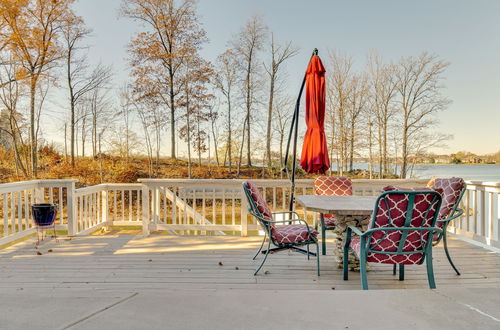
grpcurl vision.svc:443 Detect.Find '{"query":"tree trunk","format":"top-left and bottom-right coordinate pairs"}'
top-left (382, 117), bottom-right (388, 176)
top-left (245, 60), bottom-right (252, 166)
top-left (197, 117), bottom-right (202, 167)
top-left (186, 111), bottom-right (192, 178)
top-left (377, 123), bottom-right (383, 178)
top-left (227, 95), bottom-right (232, 170)
top-left (401, 125), bottom-right (408, 179)
top-left (92, 111), bottom-right (97, 157)
top-left (368, 123), bottom-right (373, 179)
top-left (68, 51), bottom-right (76, 167)
top-left (349, 121), bottom-right (355, 172)
top-left (29, 77), bottom-right (37, 177)
top-left (81, 117), bottom-right (86, 158)
top-left (169, 68), bottom-right (176, 159)
top-left (237, 117), bottom-right (248, 177)
top-left (266, 72), bottom-right (275, 167)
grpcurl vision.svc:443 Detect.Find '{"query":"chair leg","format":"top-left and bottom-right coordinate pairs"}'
top-left (426, 250), bottom-right (437, 289)
top-left (321, 226), bottom-right (326, 255)
top-left (253, 234), bottom-right (267, 260)
top-left (360, 255), bottom-right (368, 290)
top-left (399, 264), bottom-right (404, 281)
top-left (254, 239), bottom-right (271, 276)
top-left (316, 242), bottom-right (320, 276)
top-left (392, 264), bottom-right (397, 275)
top-left (443, 232), bottom-right (461, 275)
top-left (321, 215), bottom-right (326, 255)
top-left (307, 244), bottom-right (310, 260)
top-left (343, 247), bottom-right (349, 280)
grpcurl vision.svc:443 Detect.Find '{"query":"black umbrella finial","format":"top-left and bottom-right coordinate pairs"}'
top-left (313, 48), bottom-right (318, 56)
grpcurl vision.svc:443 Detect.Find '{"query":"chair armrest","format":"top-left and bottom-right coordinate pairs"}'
top-left (271, 218), bottom-right (307, 225)
top-left (437, 208), bottom-right (464, 224)
top-left (272, 211), bottom-right (301, 219)
top-left (347, 226), bottom-right (365, 236)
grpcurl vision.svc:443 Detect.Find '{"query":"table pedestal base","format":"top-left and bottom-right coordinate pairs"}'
top-left (331, 214), bottom-right (371, 270)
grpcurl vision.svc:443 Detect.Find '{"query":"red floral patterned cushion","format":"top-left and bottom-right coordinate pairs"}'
top-left (427, 178), bottom-right (465, 222)
top-left (245, 181), bottom-right (273, 224)
top-left (352, 187), bottom-right (441, 265)
top-left (271, 225), bottom-right (318, 244)
top-left (314, 176), bottom-right (353, 227)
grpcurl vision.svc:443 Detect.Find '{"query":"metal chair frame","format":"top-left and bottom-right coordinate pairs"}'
top-left (343, 190), bottom-right (442, 290)
top-left (243, 183), bottom-right (320, 276)
top-left (431, 184), bottom-right (467, 275)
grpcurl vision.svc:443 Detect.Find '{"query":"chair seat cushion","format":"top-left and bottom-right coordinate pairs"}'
top-left (322, 214), bottom-right (337, 227)
top-left (349, 236), bottom-right (426, 265)
top-left (272, 225), bottom-right (318, 244)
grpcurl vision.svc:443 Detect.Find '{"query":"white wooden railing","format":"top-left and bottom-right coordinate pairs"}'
top-left (74, 183), bottom-right (142, 235)
top-left (139, 179), bottom-right (428, 236)
top-left (448, 181), bottom-right (500, 250)
top-left (0, 180), bottom-right (76, 245)
top-left (0, 178), bottom-right (499, 251)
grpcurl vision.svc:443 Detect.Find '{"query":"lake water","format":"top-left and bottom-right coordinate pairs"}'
top-left (336, 163), bottom-right (500, 182)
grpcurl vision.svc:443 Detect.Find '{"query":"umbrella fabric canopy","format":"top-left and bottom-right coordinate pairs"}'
top-left (299, 55), bottom-right (330, 174)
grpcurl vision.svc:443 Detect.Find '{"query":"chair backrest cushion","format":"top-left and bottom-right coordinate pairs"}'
top-left (427, 177), bottom-right (465, 221)
top-left (243, 181), bottom-right (273, 223)
top-left (314, 176), bottom-right (353, 196)
top-left (367, 187), bottom-right (441, 265)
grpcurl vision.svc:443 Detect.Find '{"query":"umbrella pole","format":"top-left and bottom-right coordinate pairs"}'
top-left (283, 49), bottom-right (318, 212)
top-left (288, 77), bottom-right (306, 212)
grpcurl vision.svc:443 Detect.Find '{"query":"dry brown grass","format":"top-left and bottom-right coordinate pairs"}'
top-left (0, 146), bottom-right (375, 186)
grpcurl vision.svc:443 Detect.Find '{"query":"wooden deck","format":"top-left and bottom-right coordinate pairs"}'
top-left (1, 234), bottom-right (499, 291)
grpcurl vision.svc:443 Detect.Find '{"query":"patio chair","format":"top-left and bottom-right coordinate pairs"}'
top-left (343, 188), bottom-right (442, 290)
top-left (427, 177), bottom-right (467, 275)
top-left (242, 181), bottom-right (320, 276)
top-left (314, 176), bottom-right (353, 255)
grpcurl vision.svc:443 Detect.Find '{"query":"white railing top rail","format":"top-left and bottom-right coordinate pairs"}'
top-left (138, 178), bottom-right (430, 185)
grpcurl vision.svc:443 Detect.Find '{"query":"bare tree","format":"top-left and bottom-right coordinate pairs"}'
top-left (0, 56), bottom-right (29, 177)
top-left (0, 0), bottom-right (75, 176)
top-left (272, 94), bottom-right (294, 170)
top-left (346, 73), bottom-right (369, 172)
top-left (263, 35), bottom-right (298, 167)
top-left (231, 14), bottom-right (267, 166)
top-left (178, 57), bottom-right (213, 177)
top-left (395, 52), bottom-right (451, 178)
top-left (121, 0), bottom-right (207, 159)
top-left (62, 14), bottom-right (113, 166)
top-left (327, 51), bottom-right (353, 175)
top-left (214, 49), bottom-right (238, 170)
top-left (368, 51), bottom-right (398, 177)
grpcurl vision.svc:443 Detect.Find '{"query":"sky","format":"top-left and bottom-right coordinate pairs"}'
top-left (55, 0), bottom-right (500, 155)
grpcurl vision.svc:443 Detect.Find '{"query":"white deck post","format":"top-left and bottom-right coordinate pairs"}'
top-left (101, 187), bottom-right (109, 226)
top-left (142, 183), bottom-right (150, 236)
top-left (66, 181), bottom-right (77, 236)
top-left (240, 187), bottom-right (248, 237)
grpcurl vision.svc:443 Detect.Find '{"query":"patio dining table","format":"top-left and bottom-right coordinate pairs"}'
top-left (295, 195), bottom-right (377, 270)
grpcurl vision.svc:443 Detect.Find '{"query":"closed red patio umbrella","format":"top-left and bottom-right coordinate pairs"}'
top-left (283, 49), bottom-right (330, 214)
top-left (300, 55), bottom-right (330, 174)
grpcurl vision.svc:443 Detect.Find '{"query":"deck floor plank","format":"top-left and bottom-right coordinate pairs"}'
top-left (0, 234), bottom-right (499, 291)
